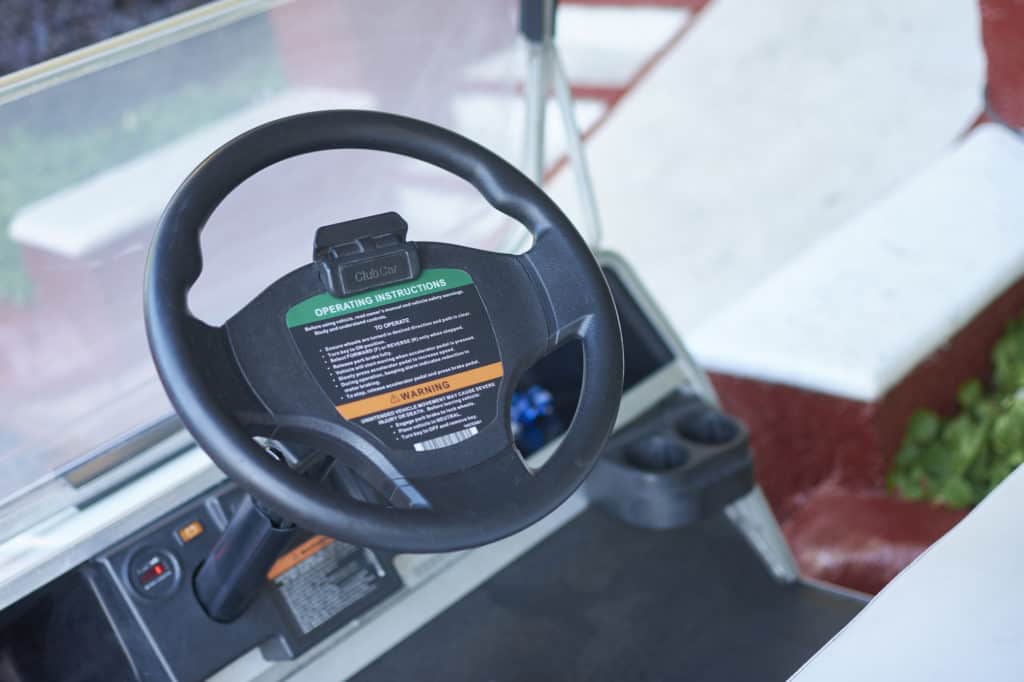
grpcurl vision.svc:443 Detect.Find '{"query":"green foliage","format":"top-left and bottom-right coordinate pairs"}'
top-left (888, 312), bottom-right (1024, 508)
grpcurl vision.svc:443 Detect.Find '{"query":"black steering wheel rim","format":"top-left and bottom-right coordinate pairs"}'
top-left (145, 110), bottom-right (623, 552)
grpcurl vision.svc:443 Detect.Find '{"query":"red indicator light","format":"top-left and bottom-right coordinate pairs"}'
top-left (140, 561), bottom-right (169, 586)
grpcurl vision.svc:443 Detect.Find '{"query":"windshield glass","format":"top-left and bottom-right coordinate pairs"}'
top-left (0, 0), bottom-right (596, 511)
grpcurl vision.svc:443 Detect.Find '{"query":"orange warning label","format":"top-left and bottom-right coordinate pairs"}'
top-left (336, 361), bottom-right (504, 420)
top-left (266, 535), bottom-right (334, 580)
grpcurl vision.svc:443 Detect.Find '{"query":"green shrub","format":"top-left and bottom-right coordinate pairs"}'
top-left (888, 313), bottom-right (1024, 508)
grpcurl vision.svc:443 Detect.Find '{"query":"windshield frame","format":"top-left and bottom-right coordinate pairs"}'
top-left (0, 0), bottom-right (282, 106)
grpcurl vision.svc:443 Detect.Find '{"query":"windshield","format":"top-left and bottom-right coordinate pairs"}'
top-left (0, 0), bottom-right (602, 514)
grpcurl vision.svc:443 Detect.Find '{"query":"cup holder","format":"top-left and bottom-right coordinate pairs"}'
top-left (585, 395), bottom-right (753, 528)
top-left (623, 434), bottom-right (689, 471)
top-left (676, 409), bottom-right (740, 445)
top-left (586, 397), bottom-right (754, 530)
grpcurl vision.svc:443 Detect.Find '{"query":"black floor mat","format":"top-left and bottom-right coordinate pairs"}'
top-left (354, 508), bottom-right (863, 682)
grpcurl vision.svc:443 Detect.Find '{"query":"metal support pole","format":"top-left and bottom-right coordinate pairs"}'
top-left (522, 41), bottom-right (551, 185)
top-left (518, 0), bottom-right (603, 247)
top-left (725, 486), bottom-right (800, 583)
top-left (549, 45), bottom-right (603, 246)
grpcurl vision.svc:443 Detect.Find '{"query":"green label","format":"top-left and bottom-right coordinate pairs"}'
top-left (286, 268), bottom-right (474, 328)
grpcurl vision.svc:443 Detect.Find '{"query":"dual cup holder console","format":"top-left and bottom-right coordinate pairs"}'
top-left (585, 393), bottom-right (754, 529)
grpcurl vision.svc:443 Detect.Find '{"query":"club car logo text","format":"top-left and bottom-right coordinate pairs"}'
top-left (353, 263), bottom-right (400, 283)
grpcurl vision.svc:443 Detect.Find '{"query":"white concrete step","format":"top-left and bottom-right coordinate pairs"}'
top-left (688, 124), bottom-right (1024, 402)
top-left (549, 0), bottom-right (984, 333)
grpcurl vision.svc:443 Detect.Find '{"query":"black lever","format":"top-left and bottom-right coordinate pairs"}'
top-left (193, 494), bottom-right (295, 622)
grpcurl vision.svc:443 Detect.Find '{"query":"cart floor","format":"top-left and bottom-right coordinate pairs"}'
top-left (355, 508), bottom-right (863, 681)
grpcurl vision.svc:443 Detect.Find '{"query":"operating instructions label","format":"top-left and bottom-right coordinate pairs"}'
top-left (286, 268), bottom-right (503, 452)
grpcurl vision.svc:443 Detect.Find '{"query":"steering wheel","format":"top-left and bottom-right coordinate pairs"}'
top-left (145, 110), bottom-right (623, 553)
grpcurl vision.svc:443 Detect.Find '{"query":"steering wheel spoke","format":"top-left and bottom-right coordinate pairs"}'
top-left (516, 228), bottom-right (611, 345)
top-left (180, 317), bottom-right (275, 432)
top-left (410, 441), bottom-right (534, 516)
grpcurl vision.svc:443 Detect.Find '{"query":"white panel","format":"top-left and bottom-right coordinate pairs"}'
top-left (793, 463), bottom-right (1024, 681)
